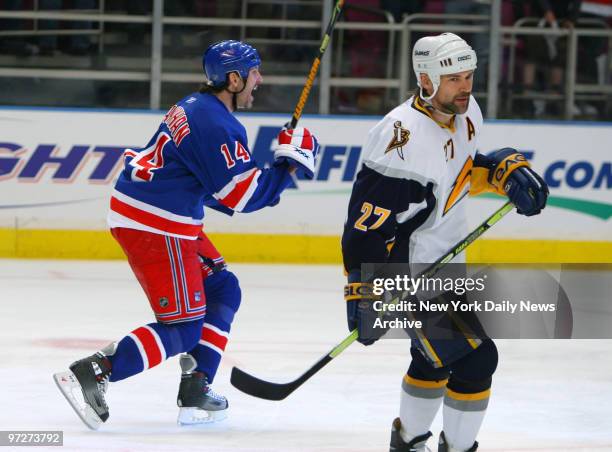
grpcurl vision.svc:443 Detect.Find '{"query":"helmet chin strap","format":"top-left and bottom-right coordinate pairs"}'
top-left (225, 72), bottom-right (248, 111)
top-left (419, 83), bottom-right (455, 119)
top-left (419, 84), bottom-right (438, 102)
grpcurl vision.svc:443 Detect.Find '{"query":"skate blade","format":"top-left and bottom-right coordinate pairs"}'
top-left (53, 371), bottom-right (103, 431)
top-left (177, 407), bottom-right (228, 426)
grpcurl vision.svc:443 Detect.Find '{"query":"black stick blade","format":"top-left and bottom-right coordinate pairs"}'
top-left (230, 332), bottom-right (355, 401)
top-left (230, 366), bottom-right (299, 401)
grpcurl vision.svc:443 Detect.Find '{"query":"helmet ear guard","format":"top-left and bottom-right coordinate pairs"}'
top-left (412, 33), bottom-right (477, 101)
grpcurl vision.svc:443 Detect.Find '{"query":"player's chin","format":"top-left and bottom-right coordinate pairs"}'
top-left (454, 98), bottom-right (470, 113)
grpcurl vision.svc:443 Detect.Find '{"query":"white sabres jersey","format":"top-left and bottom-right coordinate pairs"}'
top-left (352, 94), bottom-right (483, 265)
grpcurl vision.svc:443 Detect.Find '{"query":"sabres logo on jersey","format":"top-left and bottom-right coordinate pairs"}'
top-left (385, 121), bottom-right (410, 160)
top-left (443, 157), bottom-right (473, 216)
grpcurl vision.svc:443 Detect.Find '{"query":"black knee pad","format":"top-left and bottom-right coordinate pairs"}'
top-left (407, 346), bottom-right (451, 381)
top-left (448, 339), bottom-right (498, 393)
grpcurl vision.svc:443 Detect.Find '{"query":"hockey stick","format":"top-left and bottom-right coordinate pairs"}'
top-left (230, 201), bottom-right (514, 400)
top-left (289, 0), bottom-right (345, 128)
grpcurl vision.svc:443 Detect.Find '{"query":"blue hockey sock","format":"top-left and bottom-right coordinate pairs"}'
top-left (189, 320), bottom-right (229, 383)
top-left (187, 270), bottom-right (241, 383)
top-left (108, 319), bottom-right (202, 382)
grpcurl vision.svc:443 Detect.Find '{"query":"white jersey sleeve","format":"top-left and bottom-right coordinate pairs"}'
top-left (361, 108), bottom-right (445, 189)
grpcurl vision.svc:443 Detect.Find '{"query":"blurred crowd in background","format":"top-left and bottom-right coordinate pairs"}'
top-left (0, 0), bottom-right (611, 120)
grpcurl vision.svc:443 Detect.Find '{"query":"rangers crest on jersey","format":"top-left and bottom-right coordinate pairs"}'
top-left (385, 121), bottom-right (410, 160)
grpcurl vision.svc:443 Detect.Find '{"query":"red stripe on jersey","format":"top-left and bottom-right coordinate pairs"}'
top-left (110, 196), bottom-right (202, 238)
top-left (219, 170), bottom-right (259, 209)
top-left (201, 327), bottom-right (229, 351)
top-left (132, 327), bottom-right (163, 368)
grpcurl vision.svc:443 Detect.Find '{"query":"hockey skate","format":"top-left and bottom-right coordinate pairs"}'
top-left (53, 351), bottom-right (112, 430)
top-left (176, 354), bottom-right (228, 425)
top-left (389, 417), bottom-right (433, 452)
top-left (438, 431), bottom-right (478, 452)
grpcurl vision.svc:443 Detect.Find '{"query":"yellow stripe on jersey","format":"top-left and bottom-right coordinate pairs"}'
top-left (412, 96), bottom-right (457, 133)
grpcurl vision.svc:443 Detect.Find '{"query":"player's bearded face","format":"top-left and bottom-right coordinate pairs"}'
top-left (237, 68), bottom-right (263, 110)
top-left (434, 71), bottom-right (474, 114)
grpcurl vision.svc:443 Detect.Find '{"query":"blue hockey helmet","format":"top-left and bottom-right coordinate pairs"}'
top-left (203, 40), bottom-right (261, 88)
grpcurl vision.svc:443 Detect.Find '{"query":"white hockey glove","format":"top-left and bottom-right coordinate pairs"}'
top-left (273, 127), bottom-right (320, 179)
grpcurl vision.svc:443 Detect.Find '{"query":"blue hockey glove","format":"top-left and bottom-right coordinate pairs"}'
top-left (504, 165), bottom-right (548, 216)
top-left (344, 272), bottom-right (386, 346)
top-left (484, 148), bottom-right (549, 216)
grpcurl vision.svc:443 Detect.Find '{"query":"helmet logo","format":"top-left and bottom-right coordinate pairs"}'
top-left (385, 121), bottom-right (410, 160)
top-left (414, 50), bottom-right (430, 56)
top-left (458, 55), bottom-right (471, 61)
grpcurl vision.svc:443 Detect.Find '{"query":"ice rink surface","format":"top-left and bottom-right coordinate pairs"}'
top-left (2, 259), bottom-right (611, 452)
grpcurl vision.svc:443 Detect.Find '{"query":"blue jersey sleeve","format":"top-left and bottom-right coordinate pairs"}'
top-left (177, 110), bottom-right (293, 213)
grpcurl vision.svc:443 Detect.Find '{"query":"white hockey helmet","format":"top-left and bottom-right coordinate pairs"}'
top-left (412, 32), bottom-right (477, 101)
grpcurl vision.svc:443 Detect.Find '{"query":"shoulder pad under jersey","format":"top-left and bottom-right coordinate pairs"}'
top-left (361, 102), bottom-right (443, 188)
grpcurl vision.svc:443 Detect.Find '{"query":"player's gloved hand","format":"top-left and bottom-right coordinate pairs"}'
top-left (273, 127), bottom-right (319, 179)
top-left (487, 148), bottom-right (549, 216)
top-left (344, 271), bottom-right (384, 346)
top-left (504, 166), bottom-right (548, 216)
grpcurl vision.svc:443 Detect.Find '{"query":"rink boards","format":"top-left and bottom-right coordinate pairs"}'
top-left (0, 107), bottom-right (610, 263)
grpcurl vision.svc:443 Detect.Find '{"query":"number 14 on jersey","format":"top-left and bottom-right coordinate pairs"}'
top-left (220, 141), bottom-right (251, 168)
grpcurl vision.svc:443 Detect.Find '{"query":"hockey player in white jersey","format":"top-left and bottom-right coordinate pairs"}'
top-left (342, 33), bottom-right (548, 451)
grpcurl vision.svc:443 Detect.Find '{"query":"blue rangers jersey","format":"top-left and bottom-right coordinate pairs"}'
top-left (108, 92), bottom-right (293, 239)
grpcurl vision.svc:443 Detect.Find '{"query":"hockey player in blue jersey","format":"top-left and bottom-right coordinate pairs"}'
top-left (54, 40), bottom-right (320, 429)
